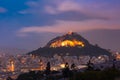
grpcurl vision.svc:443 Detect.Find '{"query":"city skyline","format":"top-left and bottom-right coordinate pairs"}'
top-left (0, 0), bottom-right (120, 52)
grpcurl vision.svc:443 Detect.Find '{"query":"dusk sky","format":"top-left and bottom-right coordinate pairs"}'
top-left (0, 0), bottom-right (120, 52)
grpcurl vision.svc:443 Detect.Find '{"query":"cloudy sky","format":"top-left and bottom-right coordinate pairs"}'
top-left (0, 0), bottom-right (120, 51)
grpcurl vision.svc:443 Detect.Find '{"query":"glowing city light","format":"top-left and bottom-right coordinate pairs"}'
top-left (60, 64), bottom-right (65, 68)
top-left (50, 39), bottom-right (85, 48)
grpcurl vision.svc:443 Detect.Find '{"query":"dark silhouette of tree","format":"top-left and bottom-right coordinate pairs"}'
top-left (71, 63), bottom-right (76, 70)
top-left (45, 62), bottom-right (51, 75)
top-left (86, 60), bottom-right (94, 71)
top-left (62, 62), bottom-right (71, 80)
top-left (112, 58), bottom-right (116, 69)
top-left (65, 62), bottom-right (69, 68)
top-left (6, 76), bottom-right (13, 80)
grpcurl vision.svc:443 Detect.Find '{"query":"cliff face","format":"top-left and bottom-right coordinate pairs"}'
top-left (28, 32), bottom-right (111, 57)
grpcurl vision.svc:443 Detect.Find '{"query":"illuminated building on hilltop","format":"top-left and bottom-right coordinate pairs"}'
top-left (50, 39), bottom-right (85, 48)
top-left (46, 32), bottom-right (89, 48)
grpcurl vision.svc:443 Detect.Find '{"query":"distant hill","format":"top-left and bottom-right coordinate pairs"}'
top-left (0, 47), bottom-right (28, 55)
top-left (28, 32), bottom-right (111, 57)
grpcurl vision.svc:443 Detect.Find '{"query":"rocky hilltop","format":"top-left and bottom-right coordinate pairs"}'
top-left (28, 32), bottom-right (111, 57)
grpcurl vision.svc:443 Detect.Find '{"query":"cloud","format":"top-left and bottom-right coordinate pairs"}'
top-left (54, 11), bottom-right (109, 21)
top-left (45, 0), bottom-right (81, 14)
top-left (18, 10), bottom-right (29, 14)
top-left (17, 0), bottom-right (120, 33)
top-left (26, 1), bottom-right (40, 7)
top-left (58, 1), bottom-right (81, 12)
top-left (18, 0), bottom-right (112, 24)
top-left (18, 1), bottom-right (44, 14)
top-left (0, 7), bottom-right (7, 13)
top-left (18, 20), bottom-right (120, 36)
top-left (19, 0), bottom-right (120, 22)
top-left (45, 6), bottom-right (57, 14)
top-left (45, 0), bottom-right (120, 20)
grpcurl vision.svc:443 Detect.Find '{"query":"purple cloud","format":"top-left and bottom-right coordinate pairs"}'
top-left (18, 19), bottom-right (120, 37)
top-left (0, 7), bottom-right (7, 13)
top-left (19, 0), bottom-right (120, 21)
top-left (17, 0), bottom-right (120, 37)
